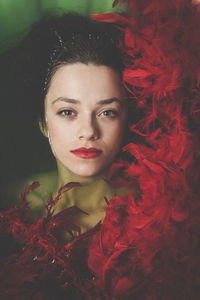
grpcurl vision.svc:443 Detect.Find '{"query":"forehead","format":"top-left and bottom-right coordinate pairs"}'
top-left (46, 63), bottom-right (124, 103)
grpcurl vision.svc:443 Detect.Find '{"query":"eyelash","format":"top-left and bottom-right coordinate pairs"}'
top-left (58, 110), bottom-right (76, 117)
top-left (57, 109), bottom-right (119, 119)
top-left (99, 110), bottom-right (118, 118)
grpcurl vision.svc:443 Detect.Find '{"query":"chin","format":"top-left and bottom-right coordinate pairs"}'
top-left (71, 165), bottom-right (104, 177)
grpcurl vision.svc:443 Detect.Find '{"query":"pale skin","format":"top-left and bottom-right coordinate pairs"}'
top-left (43, 63), bottom-right (126, 180)
top-left (2, 63), bottom-right (128, 238)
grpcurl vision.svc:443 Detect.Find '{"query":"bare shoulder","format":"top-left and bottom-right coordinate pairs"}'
top-left (0, 171), bottom-right (57, 216)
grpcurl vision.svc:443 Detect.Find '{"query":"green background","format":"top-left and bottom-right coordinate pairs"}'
top-left (0, 0), bottom-right (124, 52)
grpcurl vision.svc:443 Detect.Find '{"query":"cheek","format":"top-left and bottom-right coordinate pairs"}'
top-left (47, 119), bottom-right (72, 149)
top-left (48, 122), bottom-right (61, 141)
top-left (103, 120), bottom-right (125, 148)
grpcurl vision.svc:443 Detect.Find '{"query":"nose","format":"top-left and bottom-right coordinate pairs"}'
top-left (77, 114), bottom-right (100, 141)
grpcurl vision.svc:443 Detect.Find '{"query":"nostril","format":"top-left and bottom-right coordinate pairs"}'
top-left (78, 118), bottom-right (100, 140)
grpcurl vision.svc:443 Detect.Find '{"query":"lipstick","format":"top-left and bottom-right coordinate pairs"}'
top-left (71, 147), bottom-right (102, 159)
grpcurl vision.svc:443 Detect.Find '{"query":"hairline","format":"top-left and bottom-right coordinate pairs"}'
top-left (41, 62), bottom-right (123, 125)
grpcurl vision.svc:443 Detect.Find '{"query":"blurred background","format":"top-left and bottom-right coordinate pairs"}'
top-left (0, 0), bottom-right (123, 53)
top-left (0, 0), bottom-right (125, 186)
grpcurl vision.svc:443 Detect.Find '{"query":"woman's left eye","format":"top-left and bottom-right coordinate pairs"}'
top-left (100, 110), bottom-right (118, 118)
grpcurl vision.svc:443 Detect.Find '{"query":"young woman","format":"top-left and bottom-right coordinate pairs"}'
top-left (0, 14), bottom-right (134, 238)
top-left (26, 20), bottom-right (132, 235)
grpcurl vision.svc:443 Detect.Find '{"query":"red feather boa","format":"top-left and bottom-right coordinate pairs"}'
top-left (1, 0), bottom-right (200, 299)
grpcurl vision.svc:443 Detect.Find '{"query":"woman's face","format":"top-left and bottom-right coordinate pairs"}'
top-left (44, 63), bottom-right (126, 177)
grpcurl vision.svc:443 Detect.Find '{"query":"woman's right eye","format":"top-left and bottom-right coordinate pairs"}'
top-left (58, 110), bottom-right (76, 117)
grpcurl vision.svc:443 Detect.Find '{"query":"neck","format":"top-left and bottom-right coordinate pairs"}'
top-left (55, 160), bottom-right (108, 189)
top-left (52, 160), bottom-right (114, 215)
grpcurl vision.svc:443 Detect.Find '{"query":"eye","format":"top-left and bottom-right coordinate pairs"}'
top-left (100, 110), bottom-right (118, 118)
top-left (58, 110), bottom-right (76, 117)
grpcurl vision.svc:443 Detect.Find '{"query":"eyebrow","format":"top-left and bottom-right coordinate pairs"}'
top-left (52, 97), bottom-right (123, 105)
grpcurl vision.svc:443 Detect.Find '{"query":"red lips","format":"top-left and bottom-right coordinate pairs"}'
top-left (71, 147), bottom-right (102, 159)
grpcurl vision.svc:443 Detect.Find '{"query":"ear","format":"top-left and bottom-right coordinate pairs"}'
top-left (38, 119), bottom-right (48, 138)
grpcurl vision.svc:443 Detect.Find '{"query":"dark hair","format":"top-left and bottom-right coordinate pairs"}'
top-left (44, 15), bottom-right (124, 93)
top-left (12, 13), bottom-right (124, 123)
